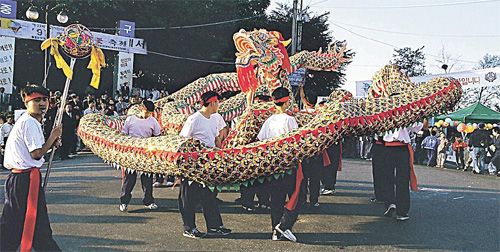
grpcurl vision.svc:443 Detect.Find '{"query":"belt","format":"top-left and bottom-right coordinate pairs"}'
top-left (11, 167), bottom-right (41, 252)
top-left (384, 141), bottom-right (408, 147)
top-left (11, 167), bottom-right (38, 174)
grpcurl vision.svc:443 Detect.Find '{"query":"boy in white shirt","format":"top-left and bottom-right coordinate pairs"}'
top-left (119, 100), bottom-right (162, 212)
top-left (0, 84), bottom-right (62, 251)
top-left (257, 87), bottom-right (301, 242)
top-left (178, 91), bottom-right (231, 239)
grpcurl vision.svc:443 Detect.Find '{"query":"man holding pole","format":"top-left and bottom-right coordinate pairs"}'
top-left (0, 84), bottom-right (62, 251)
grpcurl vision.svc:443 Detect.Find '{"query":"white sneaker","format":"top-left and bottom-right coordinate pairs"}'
top-left (320, 189), bottom-right (335, 195)
top-left (145, 202), bottom-right (158, 210)
top-left (275, 224), bottom-right (297, 242)
top-left (119, 204), bottom-right (128, 212)
top-left (153, 182), bottom-right (162, 187)
top-left (165, 181), bottom-right (174, 187)
top-left (384, 204), bottom-right (396, 217)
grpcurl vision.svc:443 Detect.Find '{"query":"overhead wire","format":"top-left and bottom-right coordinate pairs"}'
top-left (331, 22), bottom-right (478, 64)
top-left (88, 15), bottom-right (265, 31)
top-left (332, 20), bottom-right (500, 38)
top-left (147, 50), bottom-right (235, 65)
top-left (313, 0), bottom-right (500, 9)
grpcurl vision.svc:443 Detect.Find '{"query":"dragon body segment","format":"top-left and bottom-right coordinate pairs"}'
top-left (78, 29), bottom-right (462, 188)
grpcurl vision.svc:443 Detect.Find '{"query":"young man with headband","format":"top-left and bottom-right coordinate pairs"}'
top-left (119, 100), bottom-right (162, 212)
top-left (0, 84), bottom-right (62, 251)
top-left (178, 91), bottom-right (231, 239)
top-left (257, 87), bottom-right (301, 242)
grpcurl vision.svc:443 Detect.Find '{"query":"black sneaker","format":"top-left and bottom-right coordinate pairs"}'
top-left (384, 204), bottom-right (396, 217)
top-left (207, 226), bottom-right (231, 236)
top-left (396, 214), bottom-right (410, 221)
top-left (242, 205), bottom-right (255, 212)
top-left (183, 228), bottom-right (205, 239)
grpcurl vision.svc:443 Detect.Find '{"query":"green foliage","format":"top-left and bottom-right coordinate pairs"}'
top-left (390, 46), bottom-right (426, 77)
top-left (13, 0), bottom-right (344, 98)
top-left (267, 3), bottom-right (351, 96)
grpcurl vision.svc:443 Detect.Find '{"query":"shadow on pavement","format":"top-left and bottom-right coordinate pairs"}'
top-left (55, 234), bottom-right (145, 252)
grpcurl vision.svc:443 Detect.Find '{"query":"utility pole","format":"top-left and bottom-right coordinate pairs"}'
top-left (291, 0), bottom-right (298, 55)
top-left (297, 0), bottom-right (304, 52)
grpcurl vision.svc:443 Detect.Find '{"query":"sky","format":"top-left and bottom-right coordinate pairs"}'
top-left (269, 0), bottom-right (500, 94)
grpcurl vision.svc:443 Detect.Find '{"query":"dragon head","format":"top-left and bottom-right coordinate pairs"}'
top-left (233, 29), bottom-right (292, 94)
top-left (368, 65), bottom-right (414, 98)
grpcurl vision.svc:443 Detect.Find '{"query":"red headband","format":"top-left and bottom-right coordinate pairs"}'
top-left (24, 92), bottom-right (47, 103)
top-left (274, 96), bottom-right (290, 103)
top-left (202, 96), bottom-right (219, 105)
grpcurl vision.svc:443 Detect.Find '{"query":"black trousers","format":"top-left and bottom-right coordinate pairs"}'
top-left (0, 172), bottom-right (61, 251)
top-left (380, 145), bottom-right (411, 215)
top-left (240, 182), bottom-right (270, 207)
top-left (302, 154), bottom-right (322, 204)
top-left (120, 171), bottom-right (154, 205)
top-left (60, 134), bottom-right (77, 159)
top-left (455, 150), bottom-right (465, 168)
top-left (269, 169), bottom-right (306, 231)
top-left (321, 145), bottom-right (341, 190)
top-left (371, 143), bottom-right (385, 200)
top-left (178, 180), bottom-right (223, 231)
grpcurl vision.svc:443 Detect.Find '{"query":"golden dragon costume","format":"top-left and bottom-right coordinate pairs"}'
top-left (78, 29), bottom-right (462, 190)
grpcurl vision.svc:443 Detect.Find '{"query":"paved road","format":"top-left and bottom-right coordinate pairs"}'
top-left (1, 153), bottom-right (499, 251)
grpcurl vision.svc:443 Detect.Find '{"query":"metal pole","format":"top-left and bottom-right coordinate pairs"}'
top-left (297, 0), bottom-right (304, 52)
top-left (43, 57), bottom-right (76, 190)
top-left (291, 0), bottom-right (298, 55)
top-left (42, 5), bottom-right (49, 88)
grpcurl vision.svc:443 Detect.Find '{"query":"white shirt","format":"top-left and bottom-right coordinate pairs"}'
top-left (382, 123), bottom-right (423, 144)
top-left (180, 111), bottom-right (224, 148)
top-left (211, 113), bottom-right (227, 132)
top-left (257, 113), bottom-right (298, 141)
top-left (122, 115), bottom-right (161, 138)
top-left (4, 113), bottom-right (45, 169)
top-left (2, 123), bottom-right (12, 139)
top-left (83, 107), bottom-right (98, 115)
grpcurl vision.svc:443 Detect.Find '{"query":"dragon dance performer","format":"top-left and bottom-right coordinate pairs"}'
top-left (119, 100), bottom-right (161, 212)
top-left (315, 100), bottom-right (342, 197)
top-left (178, 91), bottom-right (231, 239)
top-left (371, 133), bottom-right (385, 204)
top-left (378, 124), bottom-right (422, 221)
top-left (0, 85), bottom-right (61, 251)
top-left (299, 89), bottom-right (322, 207)
top-left (257, 87), bottom-right (303, 242)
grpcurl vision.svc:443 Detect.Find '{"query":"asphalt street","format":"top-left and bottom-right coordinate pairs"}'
top-left (1, 153), bottom-right (498, 251)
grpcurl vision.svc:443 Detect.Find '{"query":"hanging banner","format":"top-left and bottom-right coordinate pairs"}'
top-left (0, 0), bottom-right (16, 94)
top-left (116, 52), bottom-right (134, 94)
top-left (0, 0), bottom-right (16, 19)
top-left (50, 25), bottom-right (147, 54)
top-left (0, 37), bottom-right (14, 93)
top-left (114, 20), bottom-right (135, 95)
top-left (289, 67), bottom-right (307, 86)
top-left (0, 18), bottom-right (46, 41)
top-left (355, 67), bottom-right (500, 97)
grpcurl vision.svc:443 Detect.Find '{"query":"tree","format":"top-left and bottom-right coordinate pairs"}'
top-left (477, 54), bottom-right (500, 69)
top-left (267, 4), bottom-right (353, 96)
top-left (435, 46), bottom-right (462, 73)
top-left (390, 46), bottom-right (426, 77)
top-left (14, 0), bottom-right (271, 95)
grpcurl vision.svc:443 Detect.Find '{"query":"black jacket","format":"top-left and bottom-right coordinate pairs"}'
top-left (468, 129), bottom-right (491, 148)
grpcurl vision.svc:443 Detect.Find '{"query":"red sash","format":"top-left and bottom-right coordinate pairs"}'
top-left (383, 142), bottom-right (419, 191)
top-left (284, 162), bottom-right (304, 211)
top-left (322, 150), bottom-right (331, 167)
top-left (11, 168), bottom-right (41, 252)
top-left (323, 143), bottom-right (343, 171)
